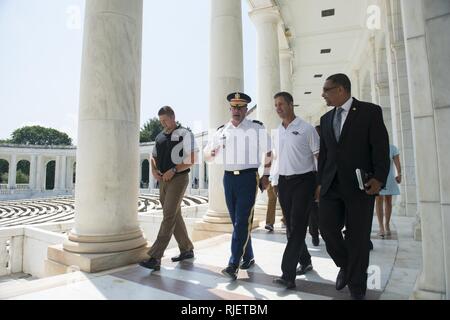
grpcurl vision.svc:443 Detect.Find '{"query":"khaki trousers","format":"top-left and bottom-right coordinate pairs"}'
top-left (265, 184), bottom-right (277, 225)
top-left (147, 172), bottom-right (194, 259)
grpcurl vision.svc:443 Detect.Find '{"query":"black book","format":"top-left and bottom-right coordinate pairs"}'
top-left (355, 168), bottom-right (373, 191)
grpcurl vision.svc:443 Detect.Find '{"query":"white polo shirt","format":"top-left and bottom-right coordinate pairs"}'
top-left (205, 118), bottom-right (271, 171)
top-left (270, 117), bottom-right (320, 186)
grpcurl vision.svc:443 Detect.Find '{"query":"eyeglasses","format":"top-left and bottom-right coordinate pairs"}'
top-left (322, 86), bottom-right (339, 93)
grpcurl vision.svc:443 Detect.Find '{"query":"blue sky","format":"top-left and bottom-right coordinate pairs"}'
top-left (0, 0), bottom-right (257, 143)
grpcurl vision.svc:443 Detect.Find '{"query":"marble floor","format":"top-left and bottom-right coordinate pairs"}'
top-left (0, 215), bottom-right (421, 300)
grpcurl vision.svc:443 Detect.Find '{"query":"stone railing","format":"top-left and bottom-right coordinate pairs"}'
top-left (0, 184), bottom-right (7, 190)
top-left (0, 227), bottom-right (24, 276)
top-left (16, 184), bottom-right (30, 190)
top-left (0, 222), bottom-right (72, 278)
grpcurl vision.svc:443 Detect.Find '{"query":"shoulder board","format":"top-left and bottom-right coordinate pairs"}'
top-left (216, 124), bottom-right (225, 131)
top-left (252, 120), bottom-right (264, 126)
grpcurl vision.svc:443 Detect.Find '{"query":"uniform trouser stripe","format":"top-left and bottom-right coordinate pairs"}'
top-left (237, 173), bottom-right (259, 265)
top-left (224, 171), bottom-right (259, 267)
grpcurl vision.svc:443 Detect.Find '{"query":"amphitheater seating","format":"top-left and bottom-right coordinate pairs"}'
top-left (0, 194), bottom-right (208, 228)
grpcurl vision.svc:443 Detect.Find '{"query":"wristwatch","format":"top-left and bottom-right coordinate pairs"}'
top-left (171, 167), bottom-right (177, 173)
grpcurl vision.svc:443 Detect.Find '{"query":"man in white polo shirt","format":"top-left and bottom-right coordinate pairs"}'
top-left (270, 92), bottom-right (320, 289)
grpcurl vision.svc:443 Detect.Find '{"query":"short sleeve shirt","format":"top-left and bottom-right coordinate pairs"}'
top-left (270, 117), bottom-right (320, 185)
top-left (205, 118), bottom-right (271, 171)
top-left (152, 126), bottom-right (198, 173)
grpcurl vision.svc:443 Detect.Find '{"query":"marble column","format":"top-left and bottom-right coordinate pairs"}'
top-left (360, 71), bottom-right (372, 102)
top-left (54, 156), bottom-right (61, 191)
top-left (279, 49), bottom-right (293, 93)
top-left (249, 6), bottom-right (281, 131)
top-left (250, 6), bottom-right (281, 218)
top-left (60, 156), bottom-right (67, 190)
top-left (29, 155), bottom-right (37, 190)
top-left (8, 154), bottom-right (16, 189)
top-left (401, 0), bottom-right (449, 299)
top-left (62, 0), bottom-right (147, 256)
top-left (387, 0), bottom-right (418, 220)
top-left (369, 37), bottom-right (379, 105)
top-left (200, 0), bottom-right (244, 227)
top-left (36, 155), bottom-right (44, 191)
top-left (385, 0), bottom-right (417, 218)
top-left (67, 157), bottom-right (75, 191)
top-left (375, 43), bottom-right (394, 141)
top-left (351, 69), bottom-right (361, 100)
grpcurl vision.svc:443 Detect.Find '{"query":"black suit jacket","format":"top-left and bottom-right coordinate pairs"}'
top-left (317, 98), bottom-right (390, 196)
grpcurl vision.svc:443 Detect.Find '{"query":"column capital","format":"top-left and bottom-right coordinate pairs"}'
top-left (249, 6), bottom-right (281, 26)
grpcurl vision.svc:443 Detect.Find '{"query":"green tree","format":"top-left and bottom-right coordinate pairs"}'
top-left (0, 160), bottom-right (8, 183)
top-left (16, 160), bottom-right (30, 184)
top-left (140, 118), bottom-right (190, 143)
top-left (16, 170), bottom-right (29, 184)
top-left (9, 126), bottom-right (72, 146)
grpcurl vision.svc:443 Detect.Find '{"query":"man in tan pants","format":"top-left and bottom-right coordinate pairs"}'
top-left (139, 106), bottom-right (198, 271)
top-left (264, 184), bottom-right (277, 232)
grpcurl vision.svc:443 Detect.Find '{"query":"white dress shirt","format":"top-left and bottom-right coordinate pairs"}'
top-left (205, 118), bottom-right (271, 171)
top-left (336, 97), bottom-right (353, 130)
top-left (270, 117), bottom-right (320, 186)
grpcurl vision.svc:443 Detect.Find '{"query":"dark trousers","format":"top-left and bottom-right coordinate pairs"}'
top-left (308, 201), bottom-right (320, 239)
top-left (319, 177), bottom-right (375, 294)
top-left (283, 212), bottom-right (312, 267)
top-left (278, 172), bottom-right (316, 282)
top-left (223, 171), bottom-right (258, 267)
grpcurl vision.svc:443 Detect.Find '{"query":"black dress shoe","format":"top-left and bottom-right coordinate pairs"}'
top-left (335, 268), bottom-right (347, 290)
top-left (171, 250), bottom-right (194, 262)
top-left (296, 263), bottom-right (313, 275)
top-left (312, 236), bottom-right (320, 246)
top-left (139, 257), bottom-right (161, 270)
top-left (221, 265), bottom-right (238, 280)
top-left (273, 277), bottom-right (296, 289)
top-left (350, 291), bottom-right (366, 300)
top-left (240, 259), bottom-right (255, 270)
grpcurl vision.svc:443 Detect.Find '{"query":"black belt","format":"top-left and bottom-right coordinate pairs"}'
top-left (225, 168), bottom-right (258, 176)
top-left (280, 171), bottom-right (315, 180)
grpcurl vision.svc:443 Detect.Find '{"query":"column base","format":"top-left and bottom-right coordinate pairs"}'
top-left (46, 243), bottom-right (150, 274)
top-left (63, 229), bottom-right (147, 254)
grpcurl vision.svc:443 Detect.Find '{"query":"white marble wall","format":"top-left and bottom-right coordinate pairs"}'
top-left (401, 0), bottom-right (450, 299)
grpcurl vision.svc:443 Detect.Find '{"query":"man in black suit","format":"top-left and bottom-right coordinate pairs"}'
top-left (317, 74), bottom-right (389, 300)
